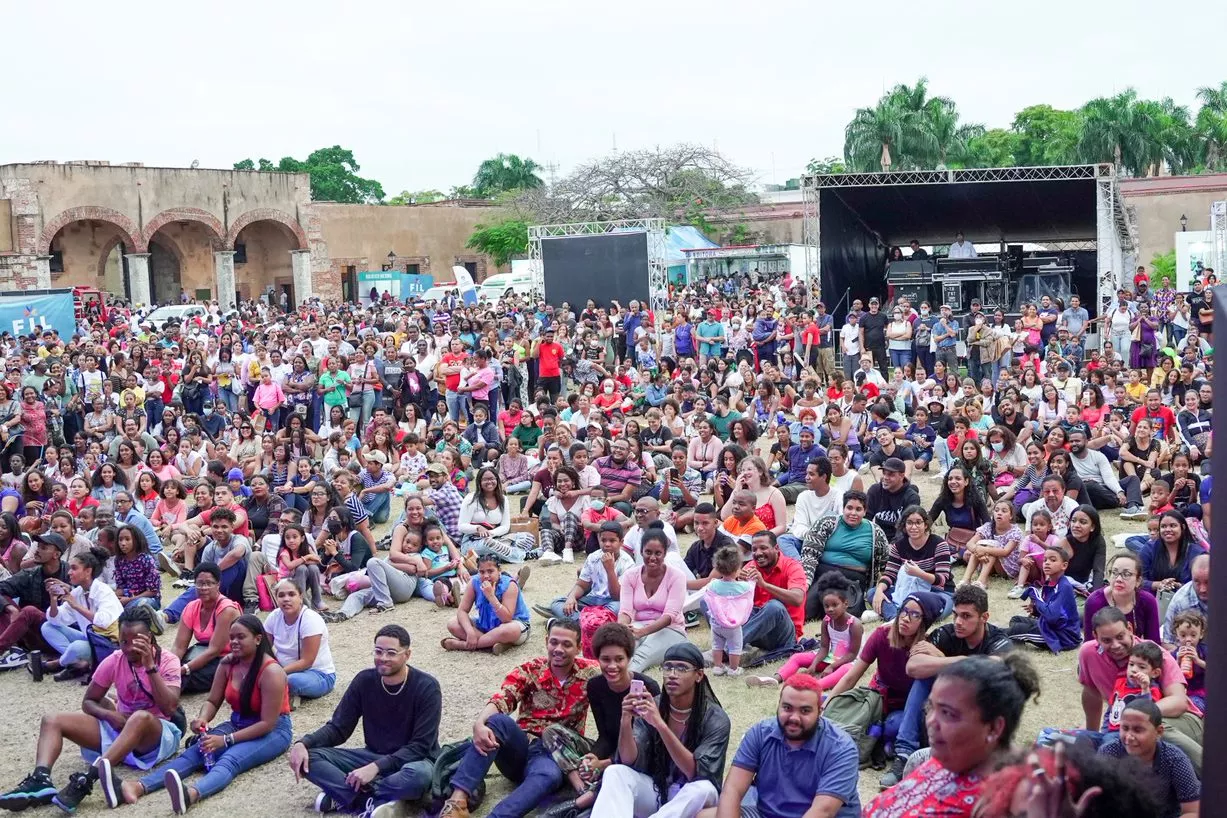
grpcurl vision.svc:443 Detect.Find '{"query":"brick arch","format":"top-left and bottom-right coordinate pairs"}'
top-left (40, 206), bottom-right (145, 254)
top-left (141, 207), bottom-right (225, 251)
top-left (95, 235), bottom-right (131, 285)
top-left (225, 208), bottom-right (307, 251)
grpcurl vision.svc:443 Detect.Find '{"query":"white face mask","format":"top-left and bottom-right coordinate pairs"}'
top-left (604, 385), bottom-right (614, 394)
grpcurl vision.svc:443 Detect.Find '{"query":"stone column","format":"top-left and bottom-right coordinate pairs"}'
top-left (124, 253), bottom-right (152, 307)
top-left (290, 250), bottom-right (313, 307)
top-left (214, 251), bottom-right (237, 310)
top-left (34, 256), bottom-right (53, 289)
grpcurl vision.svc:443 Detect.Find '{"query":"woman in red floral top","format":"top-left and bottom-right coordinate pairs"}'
top-left (864, 653), bottom-right (1041, 818)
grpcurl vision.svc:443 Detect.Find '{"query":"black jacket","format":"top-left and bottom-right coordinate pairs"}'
top-left (866, 480), bottom-right (921, 542)
top-left (0, 561), bottom-right (70, 612)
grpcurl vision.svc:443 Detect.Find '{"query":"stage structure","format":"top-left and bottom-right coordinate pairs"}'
top-left (527, 219), bottom-right (668, 316)
top-left (800, 164), bottom-right (1134, 332)
top-left (1212, 200), bottom-right (1227, 278)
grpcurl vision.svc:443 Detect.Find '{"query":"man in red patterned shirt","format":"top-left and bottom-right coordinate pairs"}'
top-left (441, 619), bottom-right (599, 818)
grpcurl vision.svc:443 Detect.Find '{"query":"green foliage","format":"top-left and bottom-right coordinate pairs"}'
top-left (805, 157), bottom-right (846, 175)
top-left (1149, 250), bottom-right (1177, 288)
top-left (962, 129), bottom-right (1021, 168)
top-left (472, 154), bottom-right (543, 198)
top-left (232, 146), bottom-right (385, 203)
top-left (387, 190), bottom-right (445, 205)
top-left (465, 219), bottom-right (529, 267)
top-left (1010, 105), bottom-right (1082, 166)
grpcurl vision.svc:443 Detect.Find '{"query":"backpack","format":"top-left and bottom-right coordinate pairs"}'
top-left (429, 739), bottom-right (485, 813)
top-left (822, 686), bottom-right (884, 766)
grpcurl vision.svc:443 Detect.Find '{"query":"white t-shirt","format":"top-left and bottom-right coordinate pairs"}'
top-left (840, 324), bottom-right (861, 356)
top-left (578, 550), bottom-right (635, 598)
top-left (264, 608), bottom-right (335, 675)
top-left (625, 521), bottom-right (679, 562)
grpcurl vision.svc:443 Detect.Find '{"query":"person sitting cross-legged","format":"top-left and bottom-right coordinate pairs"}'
top-left (0, 607), bottom-right (183, 813)
top-left (438, 618), bottom-right (599, 818)
top-left (442, 553), bottom-right (532, 655)
top-left (289, 624), bottom-right (441, 817)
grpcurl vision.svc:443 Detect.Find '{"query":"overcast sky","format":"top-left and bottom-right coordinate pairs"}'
top-left (8, 1), bottom-right (1226, 195)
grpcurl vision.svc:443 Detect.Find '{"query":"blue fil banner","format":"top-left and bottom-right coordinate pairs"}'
top-left (0, 291), bottom-right (76, 339)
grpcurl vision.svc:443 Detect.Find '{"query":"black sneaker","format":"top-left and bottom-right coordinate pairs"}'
top-left (52, 772), bottom-right (92, 813)
top-left (243, 600), bottom-right (259, 615)
top-left (164, 769), bottom-right (189, 815)
top-left (0, 769), bottom-right (58, 811)
top-left (95, 758), bottom-right (123, 809)
top-left (878, 755), bottom-right (907, 790)
top-left (313, 792), bottom-right (337, 813)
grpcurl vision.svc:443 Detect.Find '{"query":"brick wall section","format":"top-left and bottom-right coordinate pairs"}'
top-left (225, 208), bottom-right (308, 250)
top-left (141, 207), bottom-right (224, 251)
top-left (39, 206), bottom-right (144, 254)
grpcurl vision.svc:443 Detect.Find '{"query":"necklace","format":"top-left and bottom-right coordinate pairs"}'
top-left (381, 674), bottom-right (408, 696)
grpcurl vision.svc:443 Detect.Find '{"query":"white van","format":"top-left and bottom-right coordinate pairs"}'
top-left (478, 271), bottom-right (536, 302)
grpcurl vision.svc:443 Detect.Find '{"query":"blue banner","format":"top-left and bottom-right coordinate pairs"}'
top-left (399, 273), bottom-right (434, 297)
top-left (0, 291), bottom-right (76, 339)
top-left (357, 271), bottom-right (435, 303)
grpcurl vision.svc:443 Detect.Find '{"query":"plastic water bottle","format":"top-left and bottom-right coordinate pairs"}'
top-left (199, 727), bottom-right (216, 771)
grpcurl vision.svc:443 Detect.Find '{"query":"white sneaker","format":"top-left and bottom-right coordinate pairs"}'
top-left (860, 609), bottom-right (881, 624)
top-left (725, 666), bottom-right (744, 677)
top-left (1007, 585), bottom-right (1026, 599)
top-left (0, 648), bottom-right (28, 670)
top-left (561, 548), bottom-right (575, 564)
top-left (711, 664), bottom-right (727, 676)
top-left (745, 675), bottom-right (779, 688)
top-left (538, 551), bottom-right (562, 565)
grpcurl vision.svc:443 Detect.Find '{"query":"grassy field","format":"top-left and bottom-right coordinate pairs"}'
top-left (0, 475), bottom-right (1143, 816)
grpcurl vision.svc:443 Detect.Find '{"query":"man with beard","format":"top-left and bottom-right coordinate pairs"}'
top-left (711, 674), bottom-right (860, 818)
top-left (594, 437), bottom-right (643, 517)
top-left (865, 458), bottom-right (920, 542)
top-left (0, 533), bottom-right (70, 665)
top-left (440, 619), bottom-right (598, 818)
top-left (1066, 428), bottom-right (1146, 519)
top-left (740, 531), bottom-right (807, 655)
top-left (588, 642), bottom-right (728, 817)
top-left (776, 460), bottom-right (842, 560)
top-left (879, 583), bottom-right (1012, 789)
top-left (857, 298), bottom-right (888, 373)
top-left (290, 625), bottom-right (441, 817)
top-left (774, 426), bottom-right (826, 504)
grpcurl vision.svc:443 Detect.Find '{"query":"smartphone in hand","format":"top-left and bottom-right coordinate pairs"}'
top-left (629, 679), bottom-right (646, 697)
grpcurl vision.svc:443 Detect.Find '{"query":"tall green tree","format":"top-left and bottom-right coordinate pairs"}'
top-left (844, 78), bottom-right (974, 171)
top-left (1011, 105), bottom-right (1082, 166)
top-left (465, 219), bottom-right (529, 267)
top-left (472, 154), bottom-right (543, 197)
top-left (963, 129), bottom-right (1021, 168)
top-left (387, 189), bottom-right (445, 205)
top-left (1195, 81), bottom-right (1227, 171)
top-left (1078, 91), bottom-right (1155, 174)
top-left (233, 146), bottom-right (385, 203)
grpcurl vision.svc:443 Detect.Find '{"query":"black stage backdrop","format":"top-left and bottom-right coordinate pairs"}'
top-left (542, 233), bottom-right (649, 309)
top-left (819, 189), bottom-right (886, 324)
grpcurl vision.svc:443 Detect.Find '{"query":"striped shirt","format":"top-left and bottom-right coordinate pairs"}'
top-left (427, 482), bottom-right (464, 539)
top-left (594, 456), bottom-right (642, 492)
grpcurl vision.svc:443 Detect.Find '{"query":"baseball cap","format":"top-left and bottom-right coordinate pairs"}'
top-left (366, 451), bottom-right (388, 465)
top-left (881, 457), bottom-right (907, 473)
top-left (425, 463), bottom-right (447, 476)
top-left (799, 424), bottom-right (816, 436)
top-left (34, 532), bottom-right (68, 553)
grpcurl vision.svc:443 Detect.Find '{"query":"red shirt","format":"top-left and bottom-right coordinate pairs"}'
top-left (755, 555), bottom-right (807, 638)
top-left (537, 342), bottom-right (564, 378)
top-left (440, 352), bottom-right (466, 392)
top-left (1130, 405), bottom-right (1176, 440)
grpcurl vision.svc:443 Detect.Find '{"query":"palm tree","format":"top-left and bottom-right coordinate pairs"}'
top-left (1078, 90), bottom-right (1153, 175)
top-left (472, 154), bottom-right (544, 197)
top-left (1196, 81), bottom-right (1227, 171)
top-left (844, 77), bottom-right (954, 171)
top-left (928, 98), bottom-right (985, 166)
top-left (844, 97), bottom-right (910, 172)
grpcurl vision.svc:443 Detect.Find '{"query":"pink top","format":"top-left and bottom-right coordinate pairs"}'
top-left (151, 498), bottom-right (188, 527)
top-left (253, 381), bottom-right (286, 411)
top-left (620, 564), bottom-right (686, 635)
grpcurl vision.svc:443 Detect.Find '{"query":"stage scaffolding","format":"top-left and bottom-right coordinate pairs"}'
top-left (800, 163), bottom-right (1135, 331)
top-left (527, 218), bottom-right (668, 316)
top-left (1212, 201), bottom-right (1227, 279)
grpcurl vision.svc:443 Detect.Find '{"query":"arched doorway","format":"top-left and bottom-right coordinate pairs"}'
top-left (145, 220), bottom-right (220, 304)
top-left (46, 220), bottom-right (139, 292)
top-left (232, 220), bottom-right (299, 305)
top-left (148, 240), bottom-right (182, 306)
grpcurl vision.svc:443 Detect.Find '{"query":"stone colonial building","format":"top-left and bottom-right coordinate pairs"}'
top-left (0, 161), bottom-right (500, 307)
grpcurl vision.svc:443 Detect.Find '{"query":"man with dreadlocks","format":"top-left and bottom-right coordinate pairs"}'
top-left (588, 641), bottom-right (730, 817)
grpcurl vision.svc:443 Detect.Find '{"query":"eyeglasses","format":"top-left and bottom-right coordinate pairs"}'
top-left (1109, 570), bottom-right (1137, 580)
top-left (898, 608), bottom-right (924, 622)
top-left (194, 580), bottom-right (218, 589)
top-left (633, 508), bottom-right (650, 515)
top-left (661, 663), bottom-right (696, 676)
top-left (373, 648), bottom-right (406, 659)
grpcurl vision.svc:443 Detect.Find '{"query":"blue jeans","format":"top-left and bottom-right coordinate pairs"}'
top-left (139, 715), bottom-right (292, 800)
top-left (776, 534), bottom-right (802, 560)
top-left (363, 491), bottom-right (391, 524)
top-left (41, 619), bottom-right (92, 666)
top-left (164, 560), bottom-right (247, 623)
top-left (124, 597), bottom-right (162, 612)
top-left (866, 586), bottom-right (954, 622)
top-left (894, 676), bottom-right (935, 760)
top-left (449, 713), bottom-right (563, 818)
top-left (305, 747), bottom-right (432, 811)
top-left (741, 600), bottom-right (797, 653)
top-left (287, 669), bottom-right (336, 699)
top-left (889, 348), bottom-right (913, 368)
top-left (445, 390), bottom-right (468, 423)
top-left (547, 594), bottom-right (616, 622)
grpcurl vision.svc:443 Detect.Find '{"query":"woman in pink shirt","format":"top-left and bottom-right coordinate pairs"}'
top-left (618, 530), bottom-right (688, 672)
top-left (252, 367), bottom-right (287, 432)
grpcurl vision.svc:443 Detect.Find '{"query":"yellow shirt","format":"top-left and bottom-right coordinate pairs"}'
top-left (1125, 381), bottom-right (1148, 401)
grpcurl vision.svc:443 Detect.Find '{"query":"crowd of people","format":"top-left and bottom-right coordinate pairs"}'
top-left (0, 266), bottom-right (1211, 818)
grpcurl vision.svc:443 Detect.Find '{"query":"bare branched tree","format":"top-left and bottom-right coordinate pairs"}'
top-left (510, 143), bottom-right (757, 224)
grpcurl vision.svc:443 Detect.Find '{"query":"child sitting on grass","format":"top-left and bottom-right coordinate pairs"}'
top-left (1007, 543), bottom-right (1081, 653)
top-left (745, 571), bottom-right (862, 690)
top-left (704, 545), bottom-right (754, 678)
top-left (1007, 509), bottom-right (1057, 599)
top-left (962, 500), bottom-right (1024, 588)
top-left (1104, 641), bottom-right (1165, 732)
top-left (1172, 611), bottom-right (1207, 712)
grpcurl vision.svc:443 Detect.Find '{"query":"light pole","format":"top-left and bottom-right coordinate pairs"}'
top-left (1180, 214), bottom-right (1188, 232)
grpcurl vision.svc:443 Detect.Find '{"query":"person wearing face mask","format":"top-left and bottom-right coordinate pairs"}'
top-left (911, 303), bottom-right (937, 375)
top-left (932, 305), bottom-right (961, 377)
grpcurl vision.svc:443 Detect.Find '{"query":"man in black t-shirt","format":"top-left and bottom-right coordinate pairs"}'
top-left (683, 503), bottom-right (737, 593)
top-left (540, 623), bottom-right (660, 816)
top-left (858, 298), bottom-right (889, 373)
top-left (879, 584), bottom-right (1011, 788)
top-left (291, 625), bottom-right (441, 814)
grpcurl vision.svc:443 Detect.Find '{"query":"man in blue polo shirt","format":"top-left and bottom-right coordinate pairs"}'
top-left (711, 675), bottom-right (860, 818)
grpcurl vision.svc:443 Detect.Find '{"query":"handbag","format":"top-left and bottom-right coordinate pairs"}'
top-left (889, 569), bottom-right (933, 609)
top-left (181, 381), bottom-right (202, 401)
top-left (944, 527), bottom-right (977, 554)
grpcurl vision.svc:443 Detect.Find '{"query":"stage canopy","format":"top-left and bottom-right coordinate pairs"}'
top-left (800, 164), bottom-right (1134, 321)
